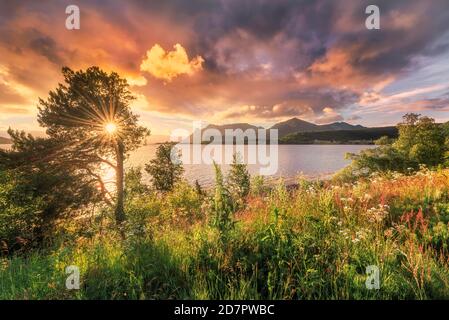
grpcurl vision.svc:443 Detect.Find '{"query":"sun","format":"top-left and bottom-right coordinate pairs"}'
top-left (104, 122), bottom-right (118, 134)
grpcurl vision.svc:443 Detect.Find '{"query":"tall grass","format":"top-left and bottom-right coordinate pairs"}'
top-left (2, 168), bottom-right (449, 299)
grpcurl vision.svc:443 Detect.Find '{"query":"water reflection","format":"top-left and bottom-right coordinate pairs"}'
top-left (100, 162), bottom-right (116, 192)
top-left (2, 143), bottom-right (374, 189)
top-left (126, 144), bottom-right (375, 187)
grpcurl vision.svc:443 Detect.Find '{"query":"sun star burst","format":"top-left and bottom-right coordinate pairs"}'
top-left (104, 122), bottom-right (118, 134)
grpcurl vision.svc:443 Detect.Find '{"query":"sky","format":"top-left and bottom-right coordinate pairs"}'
top-left (1, 0), bottom-right (449, 137)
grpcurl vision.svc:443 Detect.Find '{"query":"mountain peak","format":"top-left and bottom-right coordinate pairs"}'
top-left (184, 118), bottom-right (367, 142)
top-left (270, 118), bottom-right (319, 137)
top-left (320, 121), bottom-right (365, 131)
top-left (270, 117), bottom-right (366, 138)
top-left (283, 117), bottom-right (313, 124)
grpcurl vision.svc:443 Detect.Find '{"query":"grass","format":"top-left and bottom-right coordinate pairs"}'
top-left (2, 168), bottom-right (449, 299)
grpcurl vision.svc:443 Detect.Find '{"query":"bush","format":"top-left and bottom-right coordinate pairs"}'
top-left (209, 163), bottom-right (236, 244)
top-left (0, 131), bottom-right (102, 247)
top-left (250, 175), bottom-right (268, 196)
top-left (125, 167), bottom-right (150, 199)
top-left (165, 181), bottom-right (203, 222)
top-left (123, 167), bottom-right (158, 237)
top-left (145, 143), bottom-right (184, 192)
top-left (0, 170), bottom-right (43, 250)
top-left (227, 153), bottom-right (251, 207)
top-left (0, 166), bottom-right (95, 250)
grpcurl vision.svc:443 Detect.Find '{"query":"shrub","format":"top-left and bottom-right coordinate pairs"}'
top-left (123, 167), bottom-right (158, 237)
top-left (228, 153), bottom-right (251, 208)
top-left (250, 175), bottom-right (268, 196)
top-left (210, 163), bottom-right (236, 244)
top-left (125, 194), bottom-right (161, 238)
top-left (145, 143), bottom-right (184, 192)
top-left (165, 181), bottom-right (203, 222)
top-left (0, 170), bottom-right (43, 250)
top-left (125, 167), bottom-right (150, 199)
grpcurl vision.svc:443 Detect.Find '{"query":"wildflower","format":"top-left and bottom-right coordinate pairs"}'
top-left (339, 228), bottom-right (350, 240)
top-left (363, 193), bottom-right (373, 200)
top-left (384, 228), bottom-right (394, 238)
top-left (365, 204), bottom-right (389, 223)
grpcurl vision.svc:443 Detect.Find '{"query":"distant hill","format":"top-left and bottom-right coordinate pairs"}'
top-left (280, 126), bottom-right (398, 144)
top-left (270, 117), bottom-right (366, 138)
top-left (319, 122), bottom-right (365, 131)
top-left (0, 136), bottom-right (11, 144)
top-left (270, 118), bottom-right (320, 137)
top-left (187, 123), bottom-right (265, 143)
top-left (183, 118), bottom-right (392, 144)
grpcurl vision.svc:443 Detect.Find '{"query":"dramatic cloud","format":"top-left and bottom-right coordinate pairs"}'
top-left (0, 83), bottom-right (28, 106)
top-left (126, 75), bottom-right (148, 87)
top-left (315, 107), bottom-right (344, 124)
top-left (1, 0), bottom-right (449, 134)
top-left (0, 64), bottom-right (36, 112)
top-left (140, 44), bottom-right (204, 82)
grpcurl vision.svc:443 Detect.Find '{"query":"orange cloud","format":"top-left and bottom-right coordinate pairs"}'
top-left (315, 107), bottom-right (343, 124)
top-left (126, 75), bottom-right (148, 87)
top-left (140, 44), bottom-right (204, 82)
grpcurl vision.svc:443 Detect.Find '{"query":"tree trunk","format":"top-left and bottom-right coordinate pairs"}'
top-left (115, 140), bottom-right (126, 225)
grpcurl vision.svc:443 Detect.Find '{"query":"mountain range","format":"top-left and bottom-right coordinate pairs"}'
top-left (280, 126), bottom-right (398, 144)
top-left (269, 117), bottom-right (365, 137)
top-left (185, 117), bottom-right (387, 144)
top-left (0, 118), bottom-right (397, 145)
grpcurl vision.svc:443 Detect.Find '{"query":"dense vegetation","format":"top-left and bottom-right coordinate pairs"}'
top-left (2, 166), bottom-right (449, 299)
top-left (280, 126), bottom-right (398, 144)
top-left (1, 68), bottom-right (449, 300)
top-left (337, 114), bottom-right (449, 181)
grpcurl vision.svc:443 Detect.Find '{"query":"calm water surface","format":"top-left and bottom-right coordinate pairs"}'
top-left (128, 144), bottom-right (374, 186)
top-left (0, 143), bottom-right (374, 187)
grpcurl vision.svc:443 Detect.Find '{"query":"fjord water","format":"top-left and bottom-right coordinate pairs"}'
top-left (0, 143), bottom-right (374, 186)
top-left (128, 144), bottom-right (374, 187)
